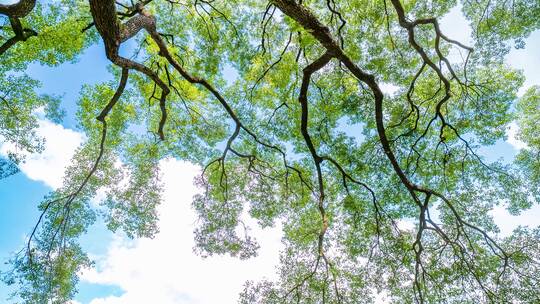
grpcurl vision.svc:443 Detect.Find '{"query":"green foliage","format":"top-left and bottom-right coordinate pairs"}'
top-left (514, 86), bottom-right (540, 203)
top-left (0, 0), bottom-right (92, 171)
top-left (462, 0), bottom-right (540, 59)
top-left (516, 86), bottom-right (540, 148)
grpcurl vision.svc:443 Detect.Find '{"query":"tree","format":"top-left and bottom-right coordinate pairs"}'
top-left (1, 0), bottom-right (540, 302)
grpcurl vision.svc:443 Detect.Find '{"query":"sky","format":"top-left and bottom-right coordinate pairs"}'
top-left (0, 5), bottom-right (539, 304)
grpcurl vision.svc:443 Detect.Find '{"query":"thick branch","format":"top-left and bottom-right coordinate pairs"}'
top-left (0, 0), bottom-right (35, 18)
top-left (271, 0), bottom-right (422, 202)
top-left (0, 17), bottom-right (37, 56)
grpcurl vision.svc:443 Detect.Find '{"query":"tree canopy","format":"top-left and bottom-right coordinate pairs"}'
top-left (1, 0), bottom-right (540, 303)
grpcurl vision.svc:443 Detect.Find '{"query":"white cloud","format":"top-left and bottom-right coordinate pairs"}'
top-left (491, 204), bottom-right (540, 236)
top-left (0, 118), bottom-right (84, 189)
top-left (396, 219), bottom-right (415, 232)
top-left (506, 122), bottom-right (528, 151)
top-left (82, 159), bottom-right (283, 304)
top-left (379, 83), bottom-right (400, 96)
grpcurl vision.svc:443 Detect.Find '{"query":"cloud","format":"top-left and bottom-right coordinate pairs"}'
top-left (491, 204), bottom-right (540, 236)
top-left (0, 118), bottom-right (84, 189)
top-left (506, 122), bottom-right (528, 151)
top-left (81, 159), bottom-right (283, 304)
top-left (379, 83), bottom-right (400, 96)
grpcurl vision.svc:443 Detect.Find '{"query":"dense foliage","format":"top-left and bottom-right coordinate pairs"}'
top-left (1, 0), bottom-right (540, 303)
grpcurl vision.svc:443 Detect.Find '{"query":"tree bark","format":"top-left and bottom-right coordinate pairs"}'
top-left (0, 17), bottom-right (37, 56)
top-left (0, 0), bottom-right (35, 18)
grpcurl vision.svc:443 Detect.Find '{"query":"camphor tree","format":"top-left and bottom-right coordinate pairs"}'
top-left (1, 0), bottom-right (540, 302)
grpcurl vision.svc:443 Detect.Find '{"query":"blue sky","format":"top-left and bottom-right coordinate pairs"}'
top-left (0, 6), bottom-right (539, 304)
